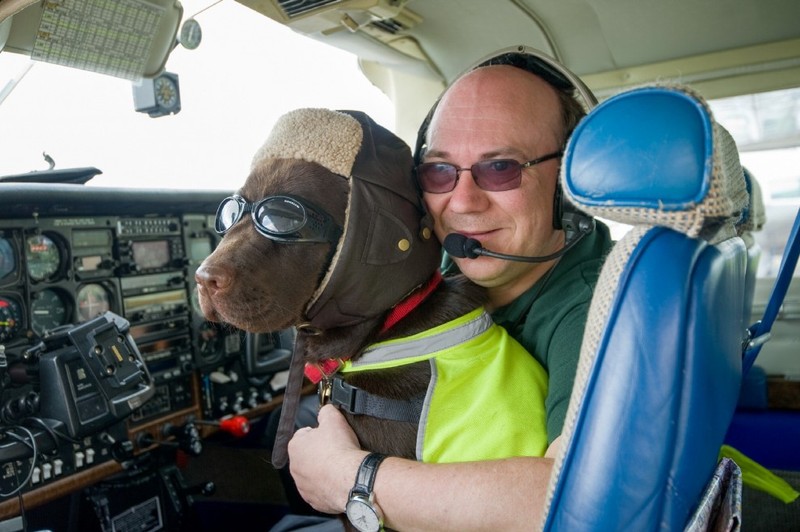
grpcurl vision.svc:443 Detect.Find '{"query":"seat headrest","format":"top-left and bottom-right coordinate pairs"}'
top-left (562, 84), bottom-right (749, 242)
top-left (738, 167), bottom-right (767, 234)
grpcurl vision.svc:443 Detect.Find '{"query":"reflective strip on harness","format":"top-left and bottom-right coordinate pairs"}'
top-left (347, 308), bottom-right (494, 369)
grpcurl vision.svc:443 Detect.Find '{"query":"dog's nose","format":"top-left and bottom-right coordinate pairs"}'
top-left (195, 263), bottom-right (232, 295)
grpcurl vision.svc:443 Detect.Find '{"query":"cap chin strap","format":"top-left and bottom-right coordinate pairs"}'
top-left (270, 332), bottom-right (310, 469)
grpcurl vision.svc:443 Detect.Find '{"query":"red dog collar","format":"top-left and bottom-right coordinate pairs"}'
top-left (304, 270), bottom-right (443, 384)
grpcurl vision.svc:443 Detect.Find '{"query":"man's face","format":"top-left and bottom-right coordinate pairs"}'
top-left (422, 65), bottom-right (565, 307)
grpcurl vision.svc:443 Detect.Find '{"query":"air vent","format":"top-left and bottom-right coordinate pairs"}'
top-left (370, 17), bottom-right (406, 35)
top-left (278, 0), bottom-right (342, 18)
top-left (241, 0), bottom-right (423, 49)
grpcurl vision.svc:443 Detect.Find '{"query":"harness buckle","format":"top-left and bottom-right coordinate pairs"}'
top-left (318, 378), bottom-right (333, 407)
top-left (330, 376), bottom-right (359, 414)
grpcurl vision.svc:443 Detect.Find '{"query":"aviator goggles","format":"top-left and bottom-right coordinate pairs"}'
top-left (215, 194), bottom-right (342, 244)
top-left (415, 150), bottom-right (563, 194)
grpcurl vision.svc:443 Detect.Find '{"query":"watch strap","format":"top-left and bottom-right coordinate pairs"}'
top-left (351, 452), bottom-right (387, 496)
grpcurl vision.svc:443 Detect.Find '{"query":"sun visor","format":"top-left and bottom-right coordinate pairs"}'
top-left (1, 0), bottom-right (181, 79)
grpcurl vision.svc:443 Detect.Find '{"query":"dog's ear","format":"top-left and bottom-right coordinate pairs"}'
top-left (304, 111), bottom-right (442, 330)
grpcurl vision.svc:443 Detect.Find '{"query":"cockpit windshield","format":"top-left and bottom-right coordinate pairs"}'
top-left (0, 0), bottom-right (393, 189)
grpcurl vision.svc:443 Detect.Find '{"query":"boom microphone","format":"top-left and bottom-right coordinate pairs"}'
top-left (443, 213), bottom-right (595, 263)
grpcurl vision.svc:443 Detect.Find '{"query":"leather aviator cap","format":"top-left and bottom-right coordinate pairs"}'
top-left (253, 108), bottom-right (441, 330)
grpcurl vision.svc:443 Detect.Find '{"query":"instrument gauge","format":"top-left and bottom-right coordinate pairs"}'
top-left (0, 297), bottom-right (22, 343)
top-left (31, 289), bottom-right (70, 336)
top-left (26, 234), bottom-right (63, 281)
top-left (76, 283), bottom-right (112, 321)
top-left (178, 18), bottom-right (202, 50)
top-left (0, 238), bottom-right (16, 282)
top-left (197, 321), bottom-right (224, 358)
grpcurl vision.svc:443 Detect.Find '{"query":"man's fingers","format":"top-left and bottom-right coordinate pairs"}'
top-left (317, 403), bottom-right (343, 424)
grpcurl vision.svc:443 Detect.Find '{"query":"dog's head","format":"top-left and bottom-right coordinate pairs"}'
top-left (196, 108), bottom-right (441, 334)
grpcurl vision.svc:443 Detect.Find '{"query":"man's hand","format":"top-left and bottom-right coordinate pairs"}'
top-left (287, 404), bottom-right (558, 530)
top-left (287, 404), bottom-right (368, 514)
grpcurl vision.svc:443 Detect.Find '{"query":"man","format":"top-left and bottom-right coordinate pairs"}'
top-left (285, 51), bottom-right (613, 530)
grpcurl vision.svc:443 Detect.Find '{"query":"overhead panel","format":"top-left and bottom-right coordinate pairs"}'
top-left (237, 0), bottom-right (431, 65)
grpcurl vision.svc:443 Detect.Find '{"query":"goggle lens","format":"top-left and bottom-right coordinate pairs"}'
top-left (255, 197), bottom-right (306, 234)
top-left (216, 197), bottom-right (243, 233)
top-left (214, 194), bottom-right (340, 244)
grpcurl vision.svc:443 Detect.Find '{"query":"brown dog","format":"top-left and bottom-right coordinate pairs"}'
top-left (194, 109), bottom-right (547, 472)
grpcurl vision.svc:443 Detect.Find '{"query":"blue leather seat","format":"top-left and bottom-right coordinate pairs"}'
top-left (738, 167), bottom-right (766, 322)
top-left (542, 85), bottom-right (750, 531)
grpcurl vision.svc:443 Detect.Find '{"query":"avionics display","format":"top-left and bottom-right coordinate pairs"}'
top-left (131, 240), bottom-right (170, 270)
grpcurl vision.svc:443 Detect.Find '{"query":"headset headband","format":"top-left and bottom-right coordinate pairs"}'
top-left (414, 45), bottom-right (597, 164)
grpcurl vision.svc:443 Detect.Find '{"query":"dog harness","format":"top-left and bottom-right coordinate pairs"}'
top-left (265, 109), bottom-right (442, 468)
top-left (336, 307), bottom-right (549, 463)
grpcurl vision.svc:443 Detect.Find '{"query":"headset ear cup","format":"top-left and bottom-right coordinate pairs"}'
top-left (558, 192), bottom-right (596, 242)
top-left (555, 185), bottom-right (592, 233)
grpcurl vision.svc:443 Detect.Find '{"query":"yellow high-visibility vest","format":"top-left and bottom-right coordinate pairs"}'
top-left (342, 308), bottom-right (548, 463)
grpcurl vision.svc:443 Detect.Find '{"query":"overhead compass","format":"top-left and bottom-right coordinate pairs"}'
top-left (133, 72), bottom-right (181, 118)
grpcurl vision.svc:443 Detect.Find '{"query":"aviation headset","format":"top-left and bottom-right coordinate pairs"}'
top-left (413, 45), bottom-right (598, 232)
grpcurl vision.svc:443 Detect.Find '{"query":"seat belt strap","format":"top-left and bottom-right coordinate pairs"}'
top-left (743, 206), bottom-right (800, 373)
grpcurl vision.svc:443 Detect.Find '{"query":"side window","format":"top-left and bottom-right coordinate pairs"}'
top-left (711, 88), bottom-right (800, 380)
top-left (710, 88), bottom-right (800, 279)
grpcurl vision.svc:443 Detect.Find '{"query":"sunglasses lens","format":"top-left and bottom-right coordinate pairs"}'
top-left (216, 197), bottom-right (242, 233)
top-left (256, 197), bottom-right (306, 234)
top-left (473, 159), bottom-right (521, 191)
top-left (417, 163), bottom-right (457, 193)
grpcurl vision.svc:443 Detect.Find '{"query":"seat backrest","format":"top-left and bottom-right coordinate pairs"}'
top-left (738, 167), bottom-right (767, 320)
top-left (541, 84), bottom-right (750, 531)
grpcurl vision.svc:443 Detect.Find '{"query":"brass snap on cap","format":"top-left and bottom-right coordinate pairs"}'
top-left (398, 239), bottom-right (411, 251)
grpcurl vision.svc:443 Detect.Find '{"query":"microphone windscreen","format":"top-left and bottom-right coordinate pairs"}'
top-left (443, 233), bottom-right (482, 259)
top-left (443, 233), bottom-right (468, 257)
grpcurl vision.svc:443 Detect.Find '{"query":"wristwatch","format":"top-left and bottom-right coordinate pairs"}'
top-left (345, 452), bottom-right (387, 532)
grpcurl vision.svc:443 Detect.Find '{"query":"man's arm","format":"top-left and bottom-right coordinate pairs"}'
top-left (288, 405), bottom-right (560, 531)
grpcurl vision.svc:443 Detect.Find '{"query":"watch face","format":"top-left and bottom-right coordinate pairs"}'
top-left (154, 76), bottom-right (179, 110)
top-left (345, 496), bottom-right (381, 532)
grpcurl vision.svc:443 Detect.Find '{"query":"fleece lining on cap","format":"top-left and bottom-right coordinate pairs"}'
top-left (250, 108), bottom-right (364, 178)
